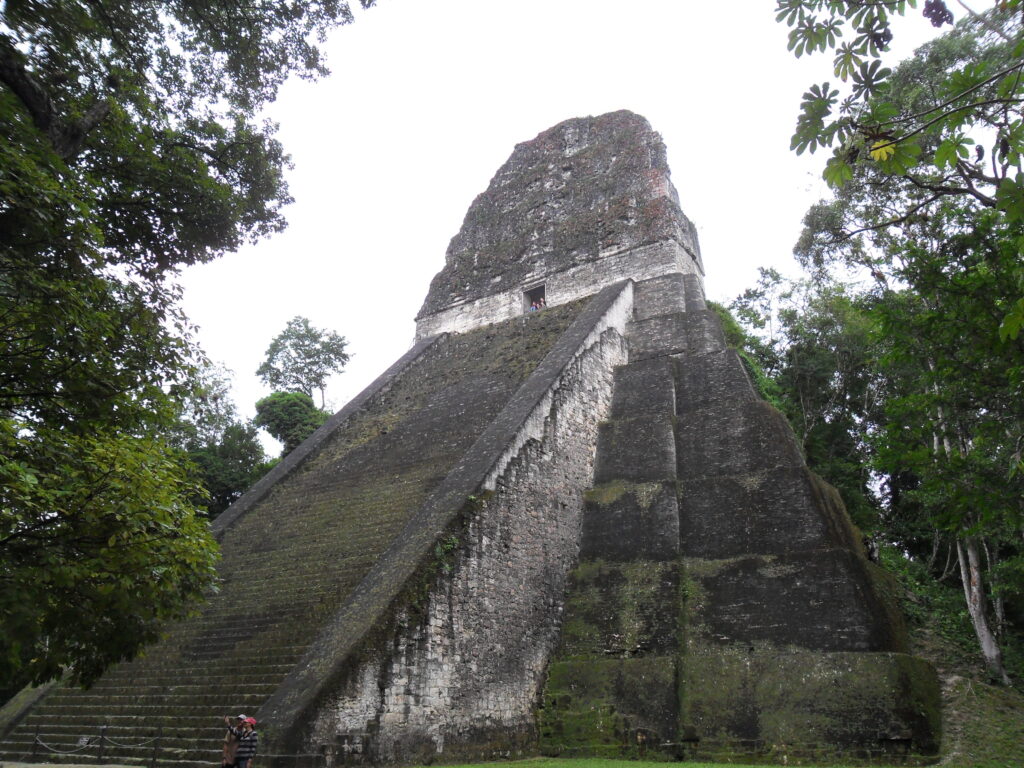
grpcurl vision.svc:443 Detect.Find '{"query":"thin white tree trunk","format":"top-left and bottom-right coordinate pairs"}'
top-left (957, 537), bottom-right (1011, 685)
top-left (982, 537), bottom-right (1007, 634)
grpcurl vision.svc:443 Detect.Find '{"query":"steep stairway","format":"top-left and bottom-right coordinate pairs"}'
top-left (0, 303), bottom-right (584, 768)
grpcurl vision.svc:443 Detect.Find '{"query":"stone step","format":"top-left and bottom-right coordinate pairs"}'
top-left (18, 712), bottom-right (247, 731)
top-left (49, 682), bottom-right (277, 698)
top-left (2, 724), bottom-right (226, 741)
top-left (87, 666), bottom-right (294, 688)
top-left (98, 649), bottom-right (306, 672)
top-left (44, 690), bottom-right (272, 708)
top-left (22, 700), bottom-right (270, 719)
top-left (0, 741), bottom-right (221, 767)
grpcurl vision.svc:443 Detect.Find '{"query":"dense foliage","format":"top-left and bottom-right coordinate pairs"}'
top-left (777, 1), bottom-right (1024, 335)
top-left (254, 391), bottom-right (329, 456)
top-left (174, 365), bottom-right (269, 518)
top-left (1, 1), bottom-right (372, 689)
top-left (763, 0), bottom-right (1024, 686)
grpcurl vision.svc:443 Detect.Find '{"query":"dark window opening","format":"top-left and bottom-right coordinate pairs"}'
top-left (524, 285), bottom-right (546, 313)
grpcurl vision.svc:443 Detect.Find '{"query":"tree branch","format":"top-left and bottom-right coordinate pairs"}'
top-left (830, 192), bottom-right (946, 243)
top-left (0, 34), bottom-right (112, 162)
top-left (904, 169), bottom-right (997, 207)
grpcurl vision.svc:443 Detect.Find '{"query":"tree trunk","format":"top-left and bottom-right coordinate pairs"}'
top-left (981, 537), bottom-right (1007, 635)
top-left (957, 536), bottom-right (1011, 685)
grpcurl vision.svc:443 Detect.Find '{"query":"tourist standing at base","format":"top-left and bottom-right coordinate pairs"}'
top-left (222, 714), bottom-right (246, 767)
top-left (234, 717), bottom-right (259, 768)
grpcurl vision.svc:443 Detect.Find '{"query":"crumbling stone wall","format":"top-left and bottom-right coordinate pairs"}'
top-left (303, 289), bottom-right (632, 764)
top-left (415, 112), bottom-right (703, 339)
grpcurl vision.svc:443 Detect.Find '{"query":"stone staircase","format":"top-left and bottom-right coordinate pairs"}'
top-left (0, 303), bottom-right (583, 768)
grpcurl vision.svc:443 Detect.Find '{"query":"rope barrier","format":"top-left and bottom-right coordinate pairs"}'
top-left (31, 733), bottom-right (328, 765)
top-left (104, 735), bottom-right (160, 748)
top-left (33, 736), bottom-right (97, 754)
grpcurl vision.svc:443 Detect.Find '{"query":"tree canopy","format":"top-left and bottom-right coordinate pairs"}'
top-left (1, 1), bottom-right (372, 690)
top-left (174, 365), bottom-right (269, 518)
top-left (254, 391), bottom-right (329, 456)
top-left (756, 2), bottom-right (1024, 684)
top-left (777, 0), bottom-right (1024, 334)
top-left (256, 316), bottom-right (350, 408)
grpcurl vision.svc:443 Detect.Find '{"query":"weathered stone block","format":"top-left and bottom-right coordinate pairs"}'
top-left (673, 349), bottom-right (756, 412)
top-left (678, 467), bottom-right (863, 558)
top-left (679, 647), bottom-right (940, 761)
top-left (608, 357), bottom-right (675, 419)
top-left (681, 309), bottom-right (726, 356)
top-left (593, 415), bottom-right (675, 484)
top-left (627, 313), bottom-right (689, 359)
top-left (556, 559), bottom-right (680, 657)
top-left (676, 400), bottom-right (805, 478)
top-left (540, 656), bottom-right (678, 758)
top-left (683, 549), bottom-right (907, 652)
top-left (682, 273), bottom-right (706, 312)
top-left (632, 273), bottom-right (687, 321)
top-left (581, 481), bottom-right (679, 561)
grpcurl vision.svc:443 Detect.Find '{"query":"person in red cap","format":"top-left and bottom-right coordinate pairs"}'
top-left (233, 717), bottom-right (258, 768)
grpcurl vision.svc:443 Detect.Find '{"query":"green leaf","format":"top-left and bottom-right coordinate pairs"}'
top-left (934, 135), bottom-right (974, 169)
top-left (998, 297), bottom-right (1024, 341)
top-left (824, 155), bottom-right (854, 187)
top-left (996, 174), bottom-right (1024, 223)
top-left (875, 139), bottom-right (922, 174)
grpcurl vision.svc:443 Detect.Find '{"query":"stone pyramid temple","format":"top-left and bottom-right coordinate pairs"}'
top-left (0, 111), bottom-right (940, 766)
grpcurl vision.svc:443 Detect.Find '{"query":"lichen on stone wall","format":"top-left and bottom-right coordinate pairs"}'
top-left (417, 111), bottom-right (700, 332)
top-left (303, 293), bottom-right (631, 764)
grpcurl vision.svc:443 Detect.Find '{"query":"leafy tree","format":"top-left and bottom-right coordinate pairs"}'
top-left (174, 365), bottom-right (268, 518)
top-left (776, 2), bottom-right (1024, 334)
top-left (1, 1), bottom-right (371, 689)
top-left (0, 261), bottom-right (219, 690)
top-left (861, 207), bottom-right (1024, 684)
top-left (1, 425), bottom-right (219, 689)
top-left (254, 392), bottom-right (329, 456)
top-left (793, 199), bottom-right (1023, 684)
top-left (736, 199), bottom-right (1024, 684)
top-left (187, 422), bottom-right (270, 517)
top-left (256, 316), bottom-right (350, 408)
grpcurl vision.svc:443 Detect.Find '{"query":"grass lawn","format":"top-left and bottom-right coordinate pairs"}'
top-left (413, 760), bottom-right (919, 768)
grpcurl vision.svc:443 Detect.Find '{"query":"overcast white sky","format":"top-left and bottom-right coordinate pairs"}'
top-left (179, 1), bottom-right (942, 450)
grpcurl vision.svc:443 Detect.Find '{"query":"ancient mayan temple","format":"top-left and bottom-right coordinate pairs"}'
top-left (0, 111), bottom-right (940, 766)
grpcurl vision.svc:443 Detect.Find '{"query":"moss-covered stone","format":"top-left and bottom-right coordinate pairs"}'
top-left (581, 481), bottom-right (679, 562)
top-left (557, 560), bottom-right (681, 659)
top-left (681, 550), bottom-right (907, 652)
top-left (540, 657), bottom-right (678, 759)
top-left (679, 645), bottom-right (941, 762)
